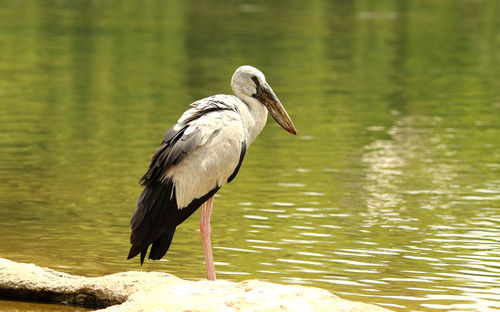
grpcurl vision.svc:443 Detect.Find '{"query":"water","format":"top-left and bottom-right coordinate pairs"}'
top-left (0, 1), bottom-right (499, 311)
top-left (0, 299), bottom-right (88, 312)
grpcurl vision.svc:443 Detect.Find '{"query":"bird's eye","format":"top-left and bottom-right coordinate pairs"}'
top-left (251, 76), bottom-right (260, 88)
top-left (251, 76), bottom-right (261, 98)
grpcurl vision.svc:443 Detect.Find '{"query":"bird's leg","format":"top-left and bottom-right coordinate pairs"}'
top-left (200, 195), bottom-right (216, 281)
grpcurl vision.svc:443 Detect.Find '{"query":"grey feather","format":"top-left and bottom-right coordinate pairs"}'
top-left (164, 130), bottom-right (203, 167)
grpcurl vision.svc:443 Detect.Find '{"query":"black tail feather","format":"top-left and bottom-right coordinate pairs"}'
top-left (127, 178), bottom-right (220, 264)
top-left (127, 243), bottom-right (145, 261)
top-left (149, 227), bottom-right (176, 260)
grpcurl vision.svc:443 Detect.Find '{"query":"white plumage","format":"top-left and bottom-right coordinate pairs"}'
top-left (168, 95), bottom-right (247, 209)
top-left (128, 65), bottom-right (297, 280)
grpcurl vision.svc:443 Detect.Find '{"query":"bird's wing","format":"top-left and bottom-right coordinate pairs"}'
top-left (166, 102), bottom-right (246, 209)
top-left (129, 97), bottom-right (247, 262)
top-left (132, 96), bottom-right (246, 225)
top-left (139, 95), bottom-right (244, 190)
top-left (138, 124), bottom-right (191, 186)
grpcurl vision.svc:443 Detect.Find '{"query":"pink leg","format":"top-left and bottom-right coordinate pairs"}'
top-left (200, 196), bottom-right (216, 281)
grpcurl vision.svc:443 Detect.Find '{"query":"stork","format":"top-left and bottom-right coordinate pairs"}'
top-left (127, 65), bottom-right (297, 280)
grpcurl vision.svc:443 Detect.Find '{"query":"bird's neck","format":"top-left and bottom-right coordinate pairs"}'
top-left (237, 96), bottom-right (268, 146)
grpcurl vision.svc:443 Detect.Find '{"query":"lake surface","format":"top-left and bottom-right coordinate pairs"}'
top-left (0, 1), bottom-right (499, 311)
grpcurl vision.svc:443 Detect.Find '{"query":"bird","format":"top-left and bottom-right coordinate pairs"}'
top-left (127, 65), bottom-right (297, 280)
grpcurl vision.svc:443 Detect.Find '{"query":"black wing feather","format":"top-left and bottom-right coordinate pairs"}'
top-left (227, 141), bottom-right (246, 183)
top-left (129, 111), bottom-right (231, 263)
top-left (129, 101), bottom-right (245, 264)
top-left (128, 179), bottom-right (220, 263)
top-left (139, 125), bottom-right (189, 187)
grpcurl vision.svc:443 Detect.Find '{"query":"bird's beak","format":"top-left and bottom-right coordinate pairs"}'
top-left (259, 83), bottom-right (297, 135)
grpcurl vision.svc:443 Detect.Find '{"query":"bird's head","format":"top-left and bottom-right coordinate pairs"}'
top-left (231, 65), bottom-right (297, 135)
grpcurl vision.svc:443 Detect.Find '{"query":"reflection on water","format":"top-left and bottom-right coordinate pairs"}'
top-left (0, 1), bottom-right (499, 311)
top-left (0, 299), bottom-right (90, 312)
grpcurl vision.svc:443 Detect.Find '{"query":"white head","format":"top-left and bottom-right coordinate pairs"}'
top-left (231, 65), bottom-right (266, 98)
top-left (231, 65), bottom-right (297, 135)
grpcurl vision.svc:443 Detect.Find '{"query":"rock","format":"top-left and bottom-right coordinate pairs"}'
top-left (0, 258), bottom-right (392, 311)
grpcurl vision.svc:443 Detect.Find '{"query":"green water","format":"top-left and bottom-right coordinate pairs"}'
top-left (0, 1), bottom-right (499, 311)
